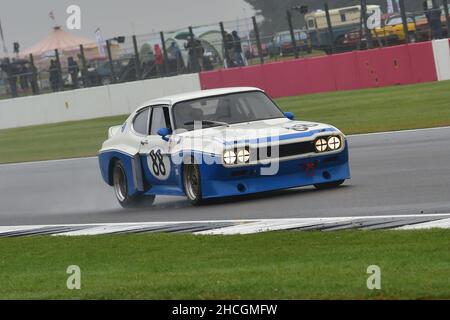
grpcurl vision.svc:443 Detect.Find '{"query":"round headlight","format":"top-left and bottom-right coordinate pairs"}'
top-left (237, 149), bottom-right (250, 163)
top-left (223, 150), bottom-right (236, 165)
top-left (315, 138), bottom-right (328, 152)
top-left (327, 136), bottom-right (341, 150)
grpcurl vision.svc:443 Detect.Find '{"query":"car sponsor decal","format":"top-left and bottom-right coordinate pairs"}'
top-left (285, 123), bottom-right (319, 132)
top-left (147, 148), bottom-right (171, 180)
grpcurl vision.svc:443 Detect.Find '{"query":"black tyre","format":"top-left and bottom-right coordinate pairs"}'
top-left (314, 179), bottom-right (345, 190)
top-left (113, 160), bottom-right (155, 208)
top-left (183, 163), bottom-right (204, 205)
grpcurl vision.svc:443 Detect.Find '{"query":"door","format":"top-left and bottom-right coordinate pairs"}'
top-left (138, 105), bottom-right (174, 186)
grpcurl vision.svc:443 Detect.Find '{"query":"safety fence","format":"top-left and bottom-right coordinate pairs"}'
top-left (1, 38), bottom-right (449, 130)
top-left (1, 1), bottom-right (450, 100)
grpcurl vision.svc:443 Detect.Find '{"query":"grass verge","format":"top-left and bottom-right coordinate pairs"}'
top-left (1, 80), bottom-right (450, 163)
top-left (0, 230), bottom-right (448, 299)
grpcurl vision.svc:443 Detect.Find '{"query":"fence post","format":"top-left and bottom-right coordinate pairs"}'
top-left (252, 16), bottom-right (264, 64)
top-left (160, 31), bottom-right (170, 76)
top-left (79, 44), bottom-right (89, 87)
top-left (106, 40), bottom-right (116, 83)
top-left (324, 2), bottom-right (335, 54)
top-left (398, 0), bottom-right (410, 43)
top-left (443, 0), bottom-right (450, 36)
top-left (132, 35), bottom-right (141, 80)
top-left (219, 22), bottom-right (232, 68)
top-left (361, 0), bottom-right (374, 49)
top-left (287, 10), bottom-right (299, 59)
top-left (188, 26), bottom-right (201, 72)
top-left (29, 54), bottom-right (39, 95)
top-left (54, 49), bottom-right (63, 91)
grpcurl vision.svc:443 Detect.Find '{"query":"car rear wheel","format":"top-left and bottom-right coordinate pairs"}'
top-left (113, 160), bottom-right (155, 208)
top-left (183, 163), bottom-right (204, 205)
top-left (314, 179), bottom-right (345, 190)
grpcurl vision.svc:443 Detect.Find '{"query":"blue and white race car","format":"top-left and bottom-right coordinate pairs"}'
top-left (98, 87), bottom-right (350, 207)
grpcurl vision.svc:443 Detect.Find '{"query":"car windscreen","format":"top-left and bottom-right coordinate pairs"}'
top-left (172, 91), bottom-right (285, 131)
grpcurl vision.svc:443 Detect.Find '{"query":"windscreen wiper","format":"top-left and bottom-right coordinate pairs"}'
top-left (183, 120), bottom-right (230, 127)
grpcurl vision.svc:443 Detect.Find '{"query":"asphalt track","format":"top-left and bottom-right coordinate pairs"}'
top-left (1, 127), bottom-right (450, 226)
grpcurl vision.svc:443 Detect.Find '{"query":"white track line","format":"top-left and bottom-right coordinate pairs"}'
top-left (0, 213), bottom-right (449, 236)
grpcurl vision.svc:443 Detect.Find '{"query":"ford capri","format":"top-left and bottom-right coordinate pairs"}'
top-left (98, 87), bottom-right (350, 207)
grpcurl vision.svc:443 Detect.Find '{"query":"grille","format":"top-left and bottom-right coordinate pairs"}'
top-left (256, 141), bottom-right (315, 160)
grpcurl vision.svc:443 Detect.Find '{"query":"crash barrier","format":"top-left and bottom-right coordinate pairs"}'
top-left (199, 40), bottom-right (445, 98)
top-left (432, 39), bottom-right (450, 81)
top-left (0, 74), bottom-right (200, 130)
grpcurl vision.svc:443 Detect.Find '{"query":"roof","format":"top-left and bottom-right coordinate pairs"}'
top-left (141, 87), bottom-right (264, 107)
top-left (20, 26), bottom-right (97, 58)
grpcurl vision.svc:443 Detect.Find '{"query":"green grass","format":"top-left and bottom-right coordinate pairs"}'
top-left (1, 80), bottom-right (450, 164)
top-left (0, 230), bottom-right (448, 299)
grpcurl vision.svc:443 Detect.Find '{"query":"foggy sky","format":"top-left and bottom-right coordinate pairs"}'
top-left (0, 0), bottom-right (254, 55)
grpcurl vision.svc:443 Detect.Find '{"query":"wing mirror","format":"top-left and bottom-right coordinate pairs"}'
top-left (284, 112), bottom-right (295, 120)
top-left (157, 128), bottom-right (171, 141)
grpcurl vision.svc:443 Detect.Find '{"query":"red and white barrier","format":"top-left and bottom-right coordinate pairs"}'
top-left (200, 40), bottom-right (450, 98)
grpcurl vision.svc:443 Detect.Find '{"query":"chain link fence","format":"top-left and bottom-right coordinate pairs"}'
top-left (1, 0), bottom-right (449, 99)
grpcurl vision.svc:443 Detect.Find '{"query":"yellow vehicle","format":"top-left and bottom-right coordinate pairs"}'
top-left (372, 14), bottom-right (417, 43)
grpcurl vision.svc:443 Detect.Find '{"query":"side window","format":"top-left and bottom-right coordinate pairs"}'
top-left (150, 107), bottom-right (171, 135)
top-left (133, 108), bottom-right (150, 135)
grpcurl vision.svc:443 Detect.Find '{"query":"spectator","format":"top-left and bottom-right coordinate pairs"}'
top-left (154, 44), bottom-right (164, 76)
top-left (185, 36), bottom-right (204, 72)
top-left (169, 41), bottom-right (183, 74)
top-left (19, 63), bottom-right (30, 91)
top-left (232, 31), bottom-right (245, 67)
top-left (0, 58), bottom-right (18, 97)
top-left (49, 60), bottom-right (60, 92)
top-left (424, 1), bottom-right (443, 39)
top-left (223, 31), bottom-right (235, 68)
top-left (68, 57), bottom-right (79, 89)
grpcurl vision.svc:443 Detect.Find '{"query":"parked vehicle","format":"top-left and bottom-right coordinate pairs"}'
top-left (268, 30), bottom-right (312, 56)
top-left (343, 13), bottom-right (417, 49)
top-left (305, 5), bottom-right (381, 52)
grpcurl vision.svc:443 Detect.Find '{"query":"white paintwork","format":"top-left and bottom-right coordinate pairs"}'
top-left (100, 87), bottom-right (345, 168)
top-left (432, 39), bottom-right (450, 81)
top-left (0, 74), bottom-right (201, 130)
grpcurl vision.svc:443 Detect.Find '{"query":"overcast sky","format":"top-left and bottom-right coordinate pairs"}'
top-left (0, 0), bottom-right (254, 54)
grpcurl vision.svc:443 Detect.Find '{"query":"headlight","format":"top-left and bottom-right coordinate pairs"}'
top-left (237, 149), bottom-right (250, 163)
top-left (315, 138), bottom-right (328, 152)
top-left (327, 136), bottom-right (341, 150)
top-left (223, 150), bottom-right (237, 165)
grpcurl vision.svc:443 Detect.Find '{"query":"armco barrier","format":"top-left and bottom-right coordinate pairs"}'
top-left (0, 74), bottom-right (201, 130)
top-left (199, 41), bottom-right (439, 98)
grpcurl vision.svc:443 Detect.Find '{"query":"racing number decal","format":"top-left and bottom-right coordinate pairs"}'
top-left (147, 148), bottom-right (171, 180)
top-left (149, 150), bottom-right (166, 176)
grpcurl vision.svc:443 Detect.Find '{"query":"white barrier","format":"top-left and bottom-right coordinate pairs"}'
top-left (432, 39), bottom-right (450, 81)
top-left (0, 74), bottom-right (201, 130)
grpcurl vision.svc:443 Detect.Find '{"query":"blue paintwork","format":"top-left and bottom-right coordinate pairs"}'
top-left (157, 128), bottom-right (171, 141)
top-left (198, 143), bottom-right (350, 199)
top-left (284, 112), bottom-right (295, 120)
top-left (99, 139), bottom-right (350, 200)
top-left (98, 149), bottom-right (142, 197)
top-left (224, 127), bottom-right (337, 146)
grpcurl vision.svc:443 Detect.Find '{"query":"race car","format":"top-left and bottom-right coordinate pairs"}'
top-left (98, 87), bottom-right (350, 207)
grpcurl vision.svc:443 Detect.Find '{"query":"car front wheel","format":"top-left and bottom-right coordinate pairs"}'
top-left (183, 163), bottom-right (204, 205)
top-left (113, 160), bottom-right (155, 208)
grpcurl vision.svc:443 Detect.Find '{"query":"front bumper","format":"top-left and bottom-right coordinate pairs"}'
top-left (199, 144), bottom-right (350, 199)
